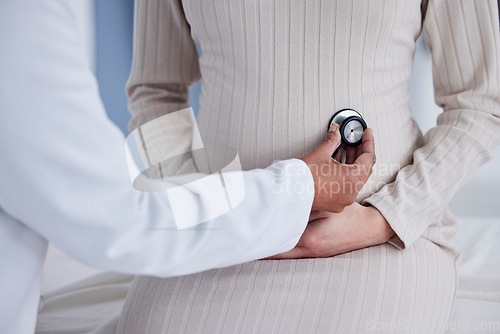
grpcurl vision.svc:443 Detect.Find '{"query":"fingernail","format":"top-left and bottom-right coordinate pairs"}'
top-left (330, 123), bottom-right (339, 132)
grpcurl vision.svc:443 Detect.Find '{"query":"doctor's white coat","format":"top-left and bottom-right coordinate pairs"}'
top-left (0, 1), bottom-right (314, 333)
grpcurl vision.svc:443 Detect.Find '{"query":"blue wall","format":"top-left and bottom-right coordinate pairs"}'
top-left (94, 0), bottom-right (134, 134)
top-left (94, 0), bottom-right (200, 134)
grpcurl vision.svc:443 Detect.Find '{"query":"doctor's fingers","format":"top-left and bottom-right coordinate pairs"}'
top-left (262, 246), bottom-right (309, 260)
top-left (316, 123), bottom-right (342, 158)
top-left (352, 128), bottom-right (376, 177)
top-left (333, 143), bottom-right (344, 162)
top-left (308, 210), bottom-right (325, 222)
top-left (345, 146), bottom-right (357, 164)
top-left (333, 139), bottom-right (368, 165)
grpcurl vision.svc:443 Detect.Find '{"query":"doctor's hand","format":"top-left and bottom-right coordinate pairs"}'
top-left (301, 125), bottom-right (375, 213)
top-left (264, 203), bottom-right (395, 260)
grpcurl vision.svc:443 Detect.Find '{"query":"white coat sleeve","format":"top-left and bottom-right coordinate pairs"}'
top-left (0, 0), bottom-right (313, 277)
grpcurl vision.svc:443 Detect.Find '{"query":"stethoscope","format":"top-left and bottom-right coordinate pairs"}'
top-left (328, 108), bottom-right (367, 146)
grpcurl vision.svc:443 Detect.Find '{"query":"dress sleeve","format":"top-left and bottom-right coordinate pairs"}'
top-left (126, 0), bottom-right (201, 131)
top-left (363, 0), bottom-right (500, 250)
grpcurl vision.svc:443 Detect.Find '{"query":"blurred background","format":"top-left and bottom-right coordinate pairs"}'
top-left (78, 0), bottom-right (499, 217)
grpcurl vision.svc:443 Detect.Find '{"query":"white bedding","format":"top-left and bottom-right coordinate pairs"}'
top-left (36, 216), bottom-right (500, 334)
top-left (446, 217), bottom-right (500, 334)
top-left (37, 246), bottom-right (130, 334)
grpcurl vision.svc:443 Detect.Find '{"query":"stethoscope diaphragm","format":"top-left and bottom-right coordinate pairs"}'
top-left (328, 109), bottom-right (367, 146)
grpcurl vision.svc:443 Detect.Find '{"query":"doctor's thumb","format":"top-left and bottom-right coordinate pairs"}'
top-left (316, 123), bottom-right (341, 158)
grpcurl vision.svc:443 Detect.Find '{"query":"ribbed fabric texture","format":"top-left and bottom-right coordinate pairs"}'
top-left (118, 240), bottom-right (457, 334)
top-left (119, 0), bottom-right (500, 333)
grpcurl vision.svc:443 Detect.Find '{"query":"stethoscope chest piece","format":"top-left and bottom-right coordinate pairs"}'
top-left (328, 109), bottom-right (367, 146)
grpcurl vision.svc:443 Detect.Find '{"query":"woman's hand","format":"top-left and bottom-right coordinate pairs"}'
top-left (266, 203), bottom-right (396, 259)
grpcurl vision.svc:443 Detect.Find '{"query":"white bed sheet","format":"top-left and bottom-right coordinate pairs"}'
top-left (37, 216), bottom-right (500, 334)
top-left (445, 217), bottom-right (500, 334)
top-left (37, 246), bottom-right (131, 334)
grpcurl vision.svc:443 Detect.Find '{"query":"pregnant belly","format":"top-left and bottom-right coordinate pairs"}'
top-left (196, 102), bottom-right (423, 202)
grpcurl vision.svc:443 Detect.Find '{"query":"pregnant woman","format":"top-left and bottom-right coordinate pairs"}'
top-left (117, 0), bottom-right (500, 333)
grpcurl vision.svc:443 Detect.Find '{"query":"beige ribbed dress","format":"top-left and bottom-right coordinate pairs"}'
top-left (117, 0), bottom-right (500, 333)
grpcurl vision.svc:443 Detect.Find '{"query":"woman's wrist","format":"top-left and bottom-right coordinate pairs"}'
top-left (364, 205), bottom-right (396, 245)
